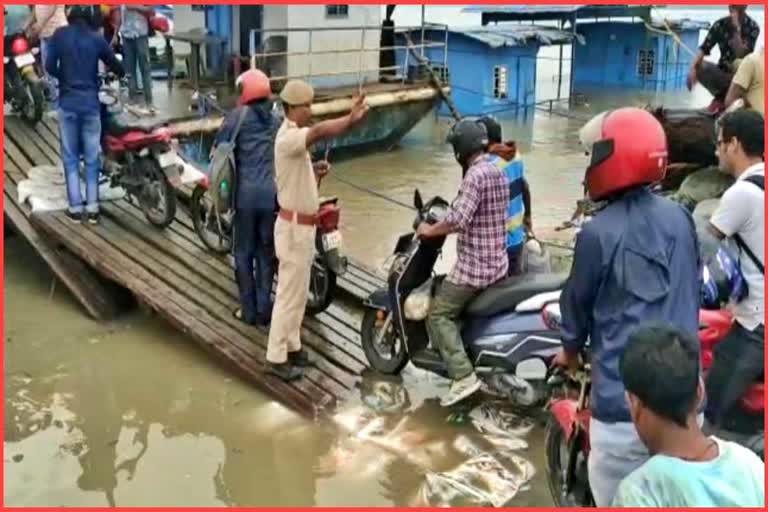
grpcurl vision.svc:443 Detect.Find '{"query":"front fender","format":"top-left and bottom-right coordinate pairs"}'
top-left (363, 287), bottom-right (391, 311)
top-left (549, 399), bottom-right (578, 440)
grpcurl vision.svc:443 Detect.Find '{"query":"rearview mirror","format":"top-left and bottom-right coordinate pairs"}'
top-left (414, 189), bottom-right (423, 211)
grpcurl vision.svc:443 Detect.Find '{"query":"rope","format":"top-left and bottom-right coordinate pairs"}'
top-left (328, 172), bottom-right (417, 211)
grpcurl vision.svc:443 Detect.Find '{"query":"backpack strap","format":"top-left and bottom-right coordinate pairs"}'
top-left (733, 173), bottom-right (764, 274)
top-left (229, 106), bottom-right (249, 145)
top-left (743, 174), bottom-right (764, 191)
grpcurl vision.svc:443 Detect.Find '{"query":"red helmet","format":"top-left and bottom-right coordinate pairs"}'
top-left (236, 69), bottom-right (271, 106)
top-left (580, 108), bottom-right (668, 201)
top-left (10, 36), bottom-right (29, 56)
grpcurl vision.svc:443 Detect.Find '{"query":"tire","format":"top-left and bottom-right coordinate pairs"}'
top-left (191, 184), bottom-right (232, 254)
top-left (135, 157), bottom-right (176, 228)
top-left (360, 308), bottom-right (408, 375)
top-left (305, 258), bottom-right (336, 316)
top-left (544, 415), bottom-right (593, 508)
top-left (22, 78), bottom-right (45, 125)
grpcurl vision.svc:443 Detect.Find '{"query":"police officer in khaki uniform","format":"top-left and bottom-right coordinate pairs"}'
top-left (267, 79), bottom-right (368, 381)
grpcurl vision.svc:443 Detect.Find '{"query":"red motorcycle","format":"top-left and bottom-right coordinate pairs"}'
top-left (3, 31), bottom-right (45, 124)
top-left (541, 305), bottom-right (764, 507)
top-left (99, 75), bottom-right (181, 228)
top-left (190, 174), bottom-right (347, 315)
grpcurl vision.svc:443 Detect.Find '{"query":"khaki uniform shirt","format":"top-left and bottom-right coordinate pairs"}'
top-left (274, 118), bottom-right (319, 215)
top-left (732, 49), bottom-right (764, 114)
top-left (34, 5), bottom-right (67, 39)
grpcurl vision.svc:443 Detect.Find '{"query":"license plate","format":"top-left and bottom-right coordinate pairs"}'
top-left (157, 149), bottom-right (177, 169)
top-left (14, 53), bottom-right (35, 68)
top-left (322, 230), bottom-right (342, 251)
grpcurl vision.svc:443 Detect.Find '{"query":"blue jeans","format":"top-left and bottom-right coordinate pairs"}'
top-left (40, 37), bottom-right (58, 107)
top-left (59, 109), bottom-right (101, 214)
top-left (122, 35), bottom-right (153, 105)
top-left (234, 208), bottom-right (276, 323)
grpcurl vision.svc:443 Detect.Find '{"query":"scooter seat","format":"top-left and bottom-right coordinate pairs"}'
top-left (466, 272), bottom-right (569, 317)
top-left (106, 119), bottom-right (168, 137)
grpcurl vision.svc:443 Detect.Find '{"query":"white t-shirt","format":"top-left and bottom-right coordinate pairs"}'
top-left (710, 163), bottom-right (764, 330)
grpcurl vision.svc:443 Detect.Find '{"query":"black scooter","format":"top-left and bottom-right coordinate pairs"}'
top-left (360, 190), bottom-right (567, 406)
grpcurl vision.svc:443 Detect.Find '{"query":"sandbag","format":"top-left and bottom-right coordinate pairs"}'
top-left (670, 166), bottom-right (734, 211)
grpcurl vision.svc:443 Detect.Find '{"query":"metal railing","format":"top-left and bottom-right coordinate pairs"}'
top-left (247, 23), bottom-right (449, 86)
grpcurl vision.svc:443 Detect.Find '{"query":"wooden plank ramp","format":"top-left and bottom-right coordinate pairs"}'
top-left (3, 115), bottom-right (384, 418)
top-left (3, 124), bottom-right (124, 321)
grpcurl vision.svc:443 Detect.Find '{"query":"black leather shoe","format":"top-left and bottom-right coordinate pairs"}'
top-left (266, 362), bottom-right (303, 381)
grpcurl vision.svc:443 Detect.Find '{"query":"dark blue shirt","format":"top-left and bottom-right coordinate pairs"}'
top-left (560, 188), bottom-right (701, 423)
top-left (215, 102), bottom-right (281, 210)
top-left (45, 22), bottom-right (124, 115)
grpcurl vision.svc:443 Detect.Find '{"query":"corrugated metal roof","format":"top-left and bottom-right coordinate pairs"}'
top-left (463, 5), bottom-right (582, 16)
top-left (398, 25), bottom-right (581, 47)
top-left (451, 25), bottom-right (582, 47)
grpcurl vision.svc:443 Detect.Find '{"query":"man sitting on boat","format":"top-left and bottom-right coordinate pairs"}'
top-left (477, 116), bottom-right (532, 276)
top-left (416, 120), bottom-right (509, 407)
top-left (687, 5), bottom-right (760, 111)
top-left (725, 42), bottom-right (764, 115)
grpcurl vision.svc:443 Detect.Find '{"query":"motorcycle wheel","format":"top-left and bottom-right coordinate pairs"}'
top-left (21, 78), bottom-right (45, 125)
top-left (135, 157), bottom-right (177, 228)
top-left (305, 258), bottom-right (336, 316)
top-left (544, 416), bottom-right (594, 507)
top-left (360, 308), bottom-right (408, 375)
top-left (190, 184), bottom-right (233, 254)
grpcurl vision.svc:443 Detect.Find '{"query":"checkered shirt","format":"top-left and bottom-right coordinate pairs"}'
top-left (445, 156), bottom-right (510, 288)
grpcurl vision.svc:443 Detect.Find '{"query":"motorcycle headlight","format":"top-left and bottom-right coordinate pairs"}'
top-left (403, 279), bottom-right (434, 321)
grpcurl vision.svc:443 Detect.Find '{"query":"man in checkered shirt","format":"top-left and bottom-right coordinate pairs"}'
top-left (416, 119), bottom-right (509, 407)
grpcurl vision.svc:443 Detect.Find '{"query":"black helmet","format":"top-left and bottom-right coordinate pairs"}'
top-left (66, 5), bottom-right (100, 27)
top-left (447, 119), bottom-right (488, 168)
top-left (477, 116), bottom-right (502, 145)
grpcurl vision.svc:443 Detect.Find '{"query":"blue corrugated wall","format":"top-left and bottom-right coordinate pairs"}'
top-left (395, 30), bottom-right (540, 117)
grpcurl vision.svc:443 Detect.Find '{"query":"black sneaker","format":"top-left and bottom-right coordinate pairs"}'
top-left (288, 348), bottom-right (313, 368)
top-left (86, 212), bottom-right (100, 225)
top-left (266, 362), bottom-right (303, 382)
top-left (65, 210), bottom-right (83, 224)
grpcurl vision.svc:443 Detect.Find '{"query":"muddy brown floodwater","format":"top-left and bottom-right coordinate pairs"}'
top-left (5, 82), bottom-right (707, 506)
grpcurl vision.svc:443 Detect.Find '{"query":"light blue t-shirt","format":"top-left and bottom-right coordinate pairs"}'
top-left (613, 437), bottom-right (764, 508)
top-left (487, 154), bottom-right (526, 249)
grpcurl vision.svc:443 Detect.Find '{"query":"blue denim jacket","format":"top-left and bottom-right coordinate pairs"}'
top-left (215, 102), bottom-right (281, 210)
top-left (45, 22), bottom-right (124, 114)
top-left (560, 188), bottom-right (702, 423)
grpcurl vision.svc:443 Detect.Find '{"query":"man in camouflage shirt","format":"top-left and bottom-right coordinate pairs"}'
top-left (687, 5), bottom-right (760, 107)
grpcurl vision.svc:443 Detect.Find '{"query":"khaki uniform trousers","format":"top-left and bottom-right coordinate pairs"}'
top-left (266, 216), bottom-right (316, 364)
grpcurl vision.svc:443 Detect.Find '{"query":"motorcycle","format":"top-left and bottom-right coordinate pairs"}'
top-left (360, 189), bottom-right (567, 406)
top-left (3, 31), bottom-right (45, 125)
top-left (98, 74), bottom-right (181, 228)
top-left (190, 175), bottom-right (348, 316)
top-left (542, 305), bottom-right (765, 508)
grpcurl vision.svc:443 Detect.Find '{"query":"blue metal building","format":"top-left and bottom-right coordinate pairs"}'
top-left (463, 5), bottom-right (708, 95)
top-left (573, 20), bottom-right (705, 92)
top-left (395, 26), bottom-right (575, 117)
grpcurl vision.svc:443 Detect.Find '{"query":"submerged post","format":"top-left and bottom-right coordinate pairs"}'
top-left (568, 13), bottom-right (577, 105)
top-left (557, 20), bottom-right (564, 100)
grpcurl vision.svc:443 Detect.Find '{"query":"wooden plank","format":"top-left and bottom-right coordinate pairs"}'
top-left (4, 162), bottom-right (123, 320)
top-left (96, 203), bottom-right (361, 387)
top-left (31, 210), bottom-right (335, 416)
top-left (106, 199), bottom-right (368, 373)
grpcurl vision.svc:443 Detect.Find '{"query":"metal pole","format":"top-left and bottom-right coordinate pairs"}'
top-left (308, 29), bottom-right (313, 81)
top-left (568, 14), bottom-right (577, 105)
top-left (557, 20), bottom-right (564, 100)
top-left (443, 26), bottom-right (449, 79)
top-left (420, 5), bottom-right (426, 57)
